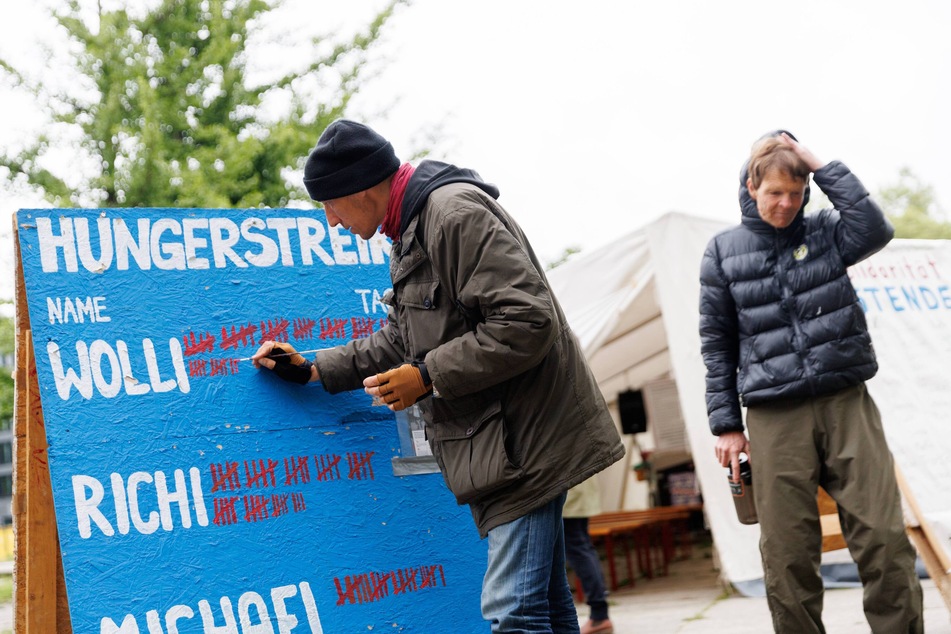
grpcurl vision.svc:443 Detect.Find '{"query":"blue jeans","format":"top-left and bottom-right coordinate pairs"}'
top-left (482, 492), bottom-right (581, 633)
top-left (563, 517), bottom-right (608, 621)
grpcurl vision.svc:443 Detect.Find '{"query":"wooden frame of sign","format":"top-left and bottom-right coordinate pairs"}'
top-left (896, 466), bottom-right (951, 613)
top-left (819, 466), bottom-right (951, 612)
top-left (13, 219), bottom-right (73, 633)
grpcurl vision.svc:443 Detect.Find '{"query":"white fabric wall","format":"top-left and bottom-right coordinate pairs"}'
top-left (647, 213), bottom-right (764, 584)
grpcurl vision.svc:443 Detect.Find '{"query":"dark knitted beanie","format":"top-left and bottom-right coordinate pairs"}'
top-left (302, 120), bottom-right (400, 201)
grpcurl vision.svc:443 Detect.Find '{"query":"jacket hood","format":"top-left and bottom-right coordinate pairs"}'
top-left (400, 160), bottom-right (501, 237)
top-left (739, 129), bottom-right (811, 234)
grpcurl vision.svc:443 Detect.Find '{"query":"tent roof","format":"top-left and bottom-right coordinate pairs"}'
top-left (548, 212), bottom-right (723, 391)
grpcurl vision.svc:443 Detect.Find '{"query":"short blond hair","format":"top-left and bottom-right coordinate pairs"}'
top-left (747, 137), bottom-right (811, 189)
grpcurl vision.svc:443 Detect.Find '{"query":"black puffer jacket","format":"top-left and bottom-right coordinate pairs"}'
top-left (699, 160), bottom-right (893, 435)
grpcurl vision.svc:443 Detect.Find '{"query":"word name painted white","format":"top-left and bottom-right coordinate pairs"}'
top-left (48, 338), bottom-right (190, 401)
top-left (35, 215), bottom-right (389, 273)
top-left (99, 580), bottom-right (323, 634)
top-left (73, 468), bottom-right (208, 539)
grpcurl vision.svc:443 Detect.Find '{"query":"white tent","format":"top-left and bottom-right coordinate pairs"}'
top-left (548, 211), bottom-right (951, 591)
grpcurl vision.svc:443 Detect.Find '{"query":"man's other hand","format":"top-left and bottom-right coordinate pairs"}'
top-left (365, 363), bottom-right (432, 411)
top-left (715, 431), bottom-right (751, 483)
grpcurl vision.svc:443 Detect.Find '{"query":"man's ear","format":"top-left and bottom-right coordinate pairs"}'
top-left (746, 177), bottom-right (757, 200)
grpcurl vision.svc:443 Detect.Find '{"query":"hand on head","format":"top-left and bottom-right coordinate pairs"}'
top-left (778, 133), bottom-right (824, 172)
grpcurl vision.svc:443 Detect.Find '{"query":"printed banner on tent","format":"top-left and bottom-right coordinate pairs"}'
top-left (857, 241), bottom-right (951, 568)
top-left (16, 208), bottom-right (486, 633)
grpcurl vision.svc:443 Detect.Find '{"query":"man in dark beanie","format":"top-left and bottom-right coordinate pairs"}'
top-left (254, 119), bottom-right (624, 634)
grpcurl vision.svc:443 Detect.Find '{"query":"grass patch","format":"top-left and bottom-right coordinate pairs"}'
top-left (0, 575), bottom-right (11, 604)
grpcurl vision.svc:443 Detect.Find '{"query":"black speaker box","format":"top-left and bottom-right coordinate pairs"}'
top-left (618, 390), bottom-right (647, 435)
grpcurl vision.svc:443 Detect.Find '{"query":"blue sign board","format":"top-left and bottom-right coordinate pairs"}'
top-left (16, 208), bottom-right (486, 633)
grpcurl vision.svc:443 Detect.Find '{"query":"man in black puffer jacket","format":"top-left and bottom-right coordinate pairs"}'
top-left (699, 131), bottom-right (923, 633)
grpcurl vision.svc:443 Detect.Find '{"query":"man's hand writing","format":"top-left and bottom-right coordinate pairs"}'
top-left (251, 341), bottom-right (317, 385)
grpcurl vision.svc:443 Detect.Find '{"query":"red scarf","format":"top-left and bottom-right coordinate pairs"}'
top-left (382, 163), bottom-right (415, 241)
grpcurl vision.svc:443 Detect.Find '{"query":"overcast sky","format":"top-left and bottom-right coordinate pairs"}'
top-left (2, 0), bottom-right (950, 303)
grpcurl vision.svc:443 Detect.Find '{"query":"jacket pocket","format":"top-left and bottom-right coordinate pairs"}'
top-left (429, 398), bottom-right (524, 506)
top-left (399, 278), bottom-right (438, 311)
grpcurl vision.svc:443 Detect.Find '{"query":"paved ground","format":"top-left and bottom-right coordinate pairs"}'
top-left (587, 543), bottom-right (951, 633)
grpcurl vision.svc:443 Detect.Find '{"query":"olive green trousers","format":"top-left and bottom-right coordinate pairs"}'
top-left (746, 383), bottom-right (923, 634)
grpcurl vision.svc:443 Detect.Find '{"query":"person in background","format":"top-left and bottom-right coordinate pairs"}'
top-left (564, 477), bottom-right (613, 634)
top-left (699, 130), bottom-right (923, 633)
top-left (254, 119), bottom-right (625, 633)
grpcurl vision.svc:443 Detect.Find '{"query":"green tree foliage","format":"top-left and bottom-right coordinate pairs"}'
top-left (878, 167), bottom-right (951, 239)
top-left (545, 245), bottom-right (582, 270)
top-left (0, 0), bottom-right (404, 208)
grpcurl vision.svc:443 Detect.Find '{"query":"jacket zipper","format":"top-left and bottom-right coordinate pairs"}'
top-left (774, 231), bottom-right (816, 393)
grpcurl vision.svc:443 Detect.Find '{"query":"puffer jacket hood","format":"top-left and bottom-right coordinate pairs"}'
top-left (399, 160), bottom-right (500, 238)
top-left (739, 129), bottom-right (811, 235)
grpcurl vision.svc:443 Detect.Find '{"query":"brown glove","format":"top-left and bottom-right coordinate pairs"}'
top-left (377, 363), bottom-right (433, 410)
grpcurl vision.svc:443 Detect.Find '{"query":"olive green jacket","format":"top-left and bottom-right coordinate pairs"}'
top-left (316, 181), bottom-right (624, 537)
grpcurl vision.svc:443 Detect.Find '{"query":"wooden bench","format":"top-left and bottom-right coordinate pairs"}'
top-left (587, 516), bottom-right (651, 591)
top-left (586, 504), bottom-right (701, 591)
top-left (580, 493), bottom-right (844, 596)
top-left (818, 487), bottom-right (847, 552)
